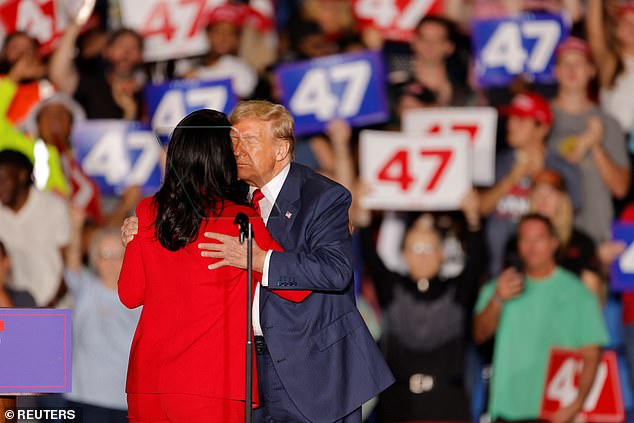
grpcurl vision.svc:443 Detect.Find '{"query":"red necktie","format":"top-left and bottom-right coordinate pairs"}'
top-left (251, 189), bottom-right (265, 216)
top-left (252, 189), bottom-right (311, 303)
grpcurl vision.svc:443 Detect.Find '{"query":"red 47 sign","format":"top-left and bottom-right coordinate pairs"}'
top-left (120, 0), bottom-right (224, 62)
top-left (360, 130), bottom-right (470, 210)
top-left (540, 349), bottom-right (624, 423)
top-left (353, 0), bottom-right (444, 42)
top-left (403, 107), bottom-right (498, 186)
top-left (0, 0), bottom-right (66, 56)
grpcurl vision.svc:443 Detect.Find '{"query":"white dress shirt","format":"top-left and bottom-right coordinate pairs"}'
top-left (250, 163), bottom-right (291, 336)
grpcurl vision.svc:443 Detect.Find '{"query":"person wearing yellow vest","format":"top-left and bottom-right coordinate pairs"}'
top-left (0, 59), bottom-right (69, 196)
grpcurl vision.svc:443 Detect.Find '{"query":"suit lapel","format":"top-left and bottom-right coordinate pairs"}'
top-left (266, 163), bottom-right (301, 245)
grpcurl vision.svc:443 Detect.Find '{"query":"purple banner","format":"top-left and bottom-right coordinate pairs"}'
top-left (0, 308), bottom-right (72, 393)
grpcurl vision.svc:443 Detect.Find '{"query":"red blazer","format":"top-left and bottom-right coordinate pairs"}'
top-left (118, 197), bottom-right (280, 404)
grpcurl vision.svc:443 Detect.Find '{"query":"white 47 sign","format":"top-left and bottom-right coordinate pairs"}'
top-left (402, 107), bottom-right (498, 186)
top-left (360, 130), bottom-right (471, 210)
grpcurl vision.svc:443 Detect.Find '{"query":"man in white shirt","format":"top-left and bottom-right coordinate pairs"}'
top-left (0, 149), bottom-right (70, 306)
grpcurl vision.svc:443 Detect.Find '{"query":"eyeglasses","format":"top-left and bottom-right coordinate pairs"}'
top-left (406, 243), bottom-right (439, 255)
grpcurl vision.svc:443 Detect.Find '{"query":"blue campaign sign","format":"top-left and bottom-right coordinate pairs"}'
top-left (145, 78), bottom-right (237, 141)
top-left (71, 120), bottom-right (164, 196)
top-left (610, 222), bottom-right (634, 292)
top-left (0, 309), bottom-right (72, 393)
top-left (472, 13), bottom-right (569, 87)
top-left (275, 50), bottom-right (389, 136)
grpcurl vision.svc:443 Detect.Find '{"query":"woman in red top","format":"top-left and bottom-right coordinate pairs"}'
top-left (118, 109), bottom-right (279, 422)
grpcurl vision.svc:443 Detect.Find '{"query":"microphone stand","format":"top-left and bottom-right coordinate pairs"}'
top-left (234, 213), bottom-right (253, 423)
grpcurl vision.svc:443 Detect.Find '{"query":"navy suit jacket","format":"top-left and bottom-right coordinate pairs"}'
top-left (259, 163), bottom-right (394, 422)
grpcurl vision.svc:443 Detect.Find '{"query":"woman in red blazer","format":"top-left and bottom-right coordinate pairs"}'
top-left (118, 109), bottom-right (279, 423)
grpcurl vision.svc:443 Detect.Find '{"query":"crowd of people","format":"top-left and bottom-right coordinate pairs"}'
top-left (2, 0), bottom-right (634, 422)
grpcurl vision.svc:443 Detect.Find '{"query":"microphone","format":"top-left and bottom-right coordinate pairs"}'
top-left (234, 212), bottom-right (249, 244)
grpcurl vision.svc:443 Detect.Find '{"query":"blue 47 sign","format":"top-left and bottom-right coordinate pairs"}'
top-left (71, 120), bottom-right (164, 196)
top-left (145, 78), bottom-right (237, 141)
top-left (275, 50), bottom-right (389, 136)
top-left (472, 13), bottom-right (570, 87)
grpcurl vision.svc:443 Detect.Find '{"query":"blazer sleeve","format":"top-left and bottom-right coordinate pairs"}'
top-left (118, 200), bottom-right (149, 308)
top-left (267, 184), bottom-right (353, 292)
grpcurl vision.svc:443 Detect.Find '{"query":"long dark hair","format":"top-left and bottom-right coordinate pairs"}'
top-left (153, 109), bottom-right (244, 251)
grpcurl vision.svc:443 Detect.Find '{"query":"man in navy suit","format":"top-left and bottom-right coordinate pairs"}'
top-left (122, 100), bottom-right (394, 422)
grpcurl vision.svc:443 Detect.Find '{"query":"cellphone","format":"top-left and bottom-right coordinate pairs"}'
top-left (505, 252), bottom-right (525, 290)
top-left (506, 252), bottom-right (524, 274)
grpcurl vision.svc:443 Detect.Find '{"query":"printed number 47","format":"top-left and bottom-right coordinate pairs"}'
top-left (546, 358), bottom-right (608, 411)
top-left (289, 60), bottom-right (371, 121)
top-left (481, 20), bottom-right (561, 74)
top-left (377, 149), bottom-right (452, 192)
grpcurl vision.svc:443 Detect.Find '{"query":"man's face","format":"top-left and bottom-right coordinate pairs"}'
top-left (37, 104), bottom-right (73, 149)
top-left (507, 115), bottom-right (543, 148)
top-left (231, 118), bottom-right (282, 187)
top-left (207, 22), bottom-right (240, 56)
top-left (0, 165), bottom-right (23, 208)
top-left (518, 219), bottom-right (558, 273)
top-left (411, 22), bottom-right (453, 63)
top-left (555, 51), bottom-right (595, 92)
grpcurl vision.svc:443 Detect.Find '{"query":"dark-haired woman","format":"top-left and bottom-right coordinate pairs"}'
top-left (118, 109), bottom-right (281, 423)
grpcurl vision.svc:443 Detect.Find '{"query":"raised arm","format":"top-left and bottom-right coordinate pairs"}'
top-left (586, 0), bottom-right (617, 86)
top-left (48, 22), bottom-right (81, 94)
top-left (65, 207), bottom-right (86, 273)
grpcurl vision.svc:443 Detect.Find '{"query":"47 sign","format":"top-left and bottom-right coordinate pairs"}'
top-left (276, 50), bottom-right (389, 136)
top-left (353, 0), bottom-right (443, 42)
top-left (71, 120), bottom-right (164, 196)
top-left (541, 349), bottom-right (624, 423)
top-left (472, 13), bottom-right (569, 87)
top-left (359, 130), bottom-right (470, 210)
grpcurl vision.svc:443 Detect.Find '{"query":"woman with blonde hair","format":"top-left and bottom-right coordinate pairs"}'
top-left (504, 169), bottom-right (604, 300)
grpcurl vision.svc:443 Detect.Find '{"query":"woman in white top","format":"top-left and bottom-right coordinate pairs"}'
top-left (588, 0), bottom-right (634, 134)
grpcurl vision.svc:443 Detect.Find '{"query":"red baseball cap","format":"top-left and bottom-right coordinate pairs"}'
top-left (555, 36), bottom-right (592, 61)
top-left (207, 3), bottom-right (246, 27)
top-left (501, 92), bottom-right (553, 126)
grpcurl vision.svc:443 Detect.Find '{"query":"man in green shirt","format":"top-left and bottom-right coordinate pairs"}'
top-left (474, 213), bottom-right (608, 423)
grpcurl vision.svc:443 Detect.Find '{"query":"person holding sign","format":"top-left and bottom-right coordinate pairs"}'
top-left (354, 192), bottom-right (486, 422)
top-left (473, 214), bottom-right (608, 423)
top-left (122, 101), bottom-right (394, 422)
